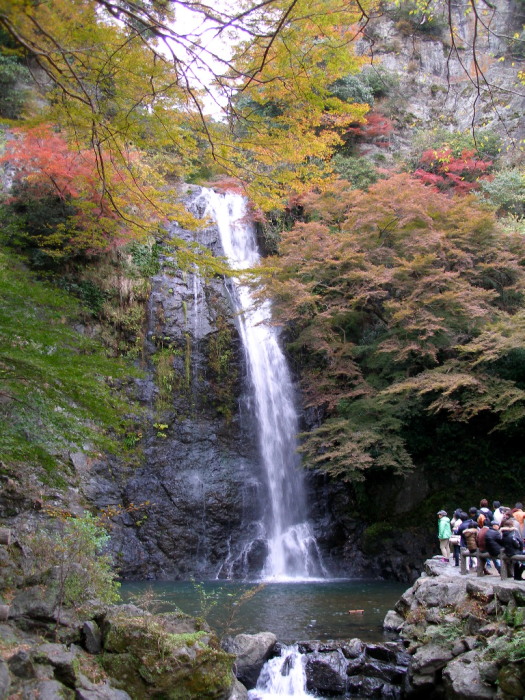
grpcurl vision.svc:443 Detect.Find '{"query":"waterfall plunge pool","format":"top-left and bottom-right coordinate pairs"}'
top-left (120, 579), bottom-right (407, 643)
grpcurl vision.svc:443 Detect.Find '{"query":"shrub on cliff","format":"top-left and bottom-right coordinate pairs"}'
top-left (25, 510), bottom-right (120, 623)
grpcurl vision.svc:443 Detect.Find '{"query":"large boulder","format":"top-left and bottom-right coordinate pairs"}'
top-left (304, 650), bottom-right (348, 695)
top-left (383, 610), bottom-right (404, 632)
top-left (7, 649), bottom-right (36, 679)
top-left (9, 586), bottom-right (57, 621)
top-left (32, 643), bottom-right (78, 688)
top-left (82, 620), bottom-right (102, 654)
top-left (442, 651), bottom-right (497, 699)
top-left (100, 607), bottom-right (234, 699)
top-left (222, 632), bottom-right (277, 689)
top-left (296, 639), bottom-right (408, 698)
top-left (411, 644), bottom-right (454, 676)
top-left (410, 577), bottom-right (467, 609)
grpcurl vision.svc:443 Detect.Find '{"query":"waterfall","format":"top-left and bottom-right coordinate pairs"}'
top-left (248, 645), bottom-right (315, 700)
top-left (196, 188), bottom-right (325, 580)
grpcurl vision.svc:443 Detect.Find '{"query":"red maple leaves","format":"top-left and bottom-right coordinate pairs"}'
top-left (414, 147), bottom-right (493, 195)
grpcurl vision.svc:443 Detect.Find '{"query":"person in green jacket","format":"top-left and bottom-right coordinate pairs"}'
top-left (437, 510), bottom-right (452, 562)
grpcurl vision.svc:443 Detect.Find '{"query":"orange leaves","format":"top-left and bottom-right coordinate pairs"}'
top-left (264, 172), bottom-right (525, 477)
top-left (2, 125), bottom-right (98, 202)
top-left (266, 173), bottom-right (525, 419)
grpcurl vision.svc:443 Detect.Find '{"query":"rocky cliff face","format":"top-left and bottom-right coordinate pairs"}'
top-left (357, 0), bottom-right (524, 154)
top-left (72, 186), bottom-right (348, 581)
top-left (80, 187), bottom-right (270, 580)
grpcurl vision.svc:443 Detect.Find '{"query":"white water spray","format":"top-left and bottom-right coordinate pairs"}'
top-left (248, 645), bottom-right (315, 700)
top-left (197, 188), bottom-right (325, 580)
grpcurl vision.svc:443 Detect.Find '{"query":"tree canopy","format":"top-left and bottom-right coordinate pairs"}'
top-left (0, 0), bottom-right (372, 219)
top-left (0, 0), bottom-right (523, 487)
top-left (265, 174), bottom-right (525, 481)
top-left (2, 0), bottom-right (521, 220)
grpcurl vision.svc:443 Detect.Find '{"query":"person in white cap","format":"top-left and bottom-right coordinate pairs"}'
top-left (437, 510), bottom-right (452, 562)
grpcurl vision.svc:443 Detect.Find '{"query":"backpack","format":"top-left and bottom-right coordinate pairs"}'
top-left (463, 528), bottom-right (478, 553)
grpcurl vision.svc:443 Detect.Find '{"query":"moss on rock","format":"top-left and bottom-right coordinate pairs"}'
top-left (100, 609), bottom-right (234, 699)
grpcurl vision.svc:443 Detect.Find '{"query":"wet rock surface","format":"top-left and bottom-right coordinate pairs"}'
top-left (383, 557), bottom-right (525, 698)
top-left (75, 186), bottom-right (350, 581)
top-left (79, 189), bottom-right (269, 580)
top-left (289, 639), bottom-right (410, 698)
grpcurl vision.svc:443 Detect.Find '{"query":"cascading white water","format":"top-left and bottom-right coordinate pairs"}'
top-left (198, 188), bottom-right (325, 580)
top-left (248, 645), bottom-right (315, 700)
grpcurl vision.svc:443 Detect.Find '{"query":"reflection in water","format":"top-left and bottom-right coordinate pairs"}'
top-left (120, 579), bottom-right (406, 643)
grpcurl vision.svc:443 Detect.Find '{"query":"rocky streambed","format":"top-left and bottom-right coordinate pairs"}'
top-left (2, 552), bottom-right (525, 698)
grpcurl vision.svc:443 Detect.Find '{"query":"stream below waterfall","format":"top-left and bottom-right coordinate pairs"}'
top-left (120, 579), bottom-right (406, 643)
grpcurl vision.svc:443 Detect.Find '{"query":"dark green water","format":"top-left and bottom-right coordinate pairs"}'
top-left (120, 579), bottom-right (407, 643)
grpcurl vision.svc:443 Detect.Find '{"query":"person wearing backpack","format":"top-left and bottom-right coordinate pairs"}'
top-left (477, 519), bottom-right (502, 574)
top-left (501, 515), bottom-right (524, 580)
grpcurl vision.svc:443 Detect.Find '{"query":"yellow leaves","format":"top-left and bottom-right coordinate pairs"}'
top-left (1, 0), bottom-right (377, 211)
top-left (0, 0), bottom-right (198, 220)
top-left (219, 0), bottom-right (372, 207)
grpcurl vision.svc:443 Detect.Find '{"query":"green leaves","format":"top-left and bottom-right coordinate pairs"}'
top-left (299, 406), bottom-right (413, 482)
top-left (0, 248), bottom-right (141, 474)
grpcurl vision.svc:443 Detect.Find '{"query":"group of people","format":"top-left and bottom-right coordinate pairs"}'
top-left (436, 499), bottom-right (525, 580)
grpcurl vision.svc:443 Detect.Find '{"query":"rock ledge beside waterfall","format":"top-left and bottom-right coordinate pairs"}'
top-left (384, 558), bottom-right (525, 699)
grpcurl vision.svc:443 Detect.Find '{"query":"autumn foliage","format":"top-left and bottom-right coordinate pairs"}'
top-left (414, 147), bottom-right (493, 195)
top-left (2, 126), bottom-right (99, 201)
top-left (265, 174), bottom-right (525, 481)
top-left (0, 125), bottom-right (186, 257)
top-left (341, 111), bottom-right (393, 150)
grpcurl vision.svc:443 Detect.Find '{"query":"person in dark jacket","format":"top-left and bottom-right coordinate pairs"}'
top-left (457, 508), bottom-right (479, 546)
top-left (500, 517), bottom-right (524, 580)
top-left (477, 519), bottom-right (502, 574)
top-left (457, 508), bottom-right (479, 569)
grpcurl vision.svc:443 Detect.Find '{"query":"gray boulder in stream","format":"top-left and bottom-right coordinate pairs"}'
top-left (222, 632), bottom-right (277, 689)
